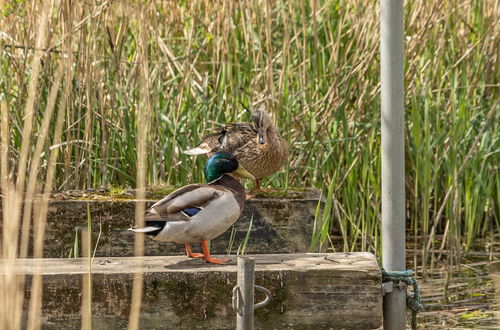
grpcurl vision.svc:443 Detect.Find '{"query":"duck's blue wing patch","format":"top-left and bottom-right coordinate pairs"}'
top-left (180, 207), bottom-right (202, 217)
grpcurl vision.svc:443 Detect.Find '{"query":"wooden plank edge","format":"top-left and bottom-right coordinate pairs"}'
top-left (0, 252), bottom-right (381, 276)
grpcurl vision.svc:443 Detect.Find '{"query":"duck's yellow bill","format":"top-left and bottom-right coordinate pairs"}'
top-left (233, 165), bottom-right (255, 181)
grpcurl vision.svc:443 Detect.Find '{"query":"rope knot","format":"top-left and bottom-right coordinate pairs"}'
top-left (381, 268), bottom-right (424, 329)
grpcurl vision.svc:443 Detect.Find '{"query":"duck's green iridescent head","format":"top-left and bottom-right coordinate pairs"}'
top-left (204, 152), bottom-right (255, 182)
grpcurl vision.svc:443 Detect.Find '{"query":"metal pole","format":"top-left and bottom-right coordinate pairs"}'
top-left (381, 0), bottom-right (406, 329)
top-left (236, 257), bottom-right (255, 330)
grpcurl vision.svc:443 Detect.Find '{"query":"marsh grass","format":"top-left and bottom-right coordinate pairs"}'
top-left (0, 1), bottom-right (498, 326)
top-left (237, 214), bottom-right (254, 255)
top-left (227, 226), bottom-right (238, 255)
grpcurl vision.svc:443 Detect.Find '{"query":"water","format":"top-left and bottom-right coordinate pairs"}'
top-left (415, 255), bottom-right (499, 328)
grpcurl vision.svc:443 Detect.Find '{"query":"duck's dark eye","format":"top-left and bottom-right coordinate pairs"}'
top-left (252, 115), bottom-right (260, 127)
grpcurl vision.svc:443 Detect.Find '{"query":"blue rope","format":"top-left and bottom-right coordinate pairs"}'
top-left (381, 269), bottom-right (423, 329)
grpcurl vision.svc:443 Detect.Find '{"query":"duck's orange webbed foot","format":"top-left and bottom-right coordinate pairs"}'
top-left (245, 191), bottom-right (255, 200)
top-left (203, 256), bottom-right (232, 264)
top-left (201, 240), bottom-right (231, 265)
top-left (185, 243), bottom-right (204, 259)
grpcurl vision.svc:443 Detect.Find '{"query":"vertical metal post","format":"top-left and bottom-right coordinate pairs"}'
top-left (236, 257), bottom-right (255, 330)
top-left (381, 0), bottom-right (406, 329)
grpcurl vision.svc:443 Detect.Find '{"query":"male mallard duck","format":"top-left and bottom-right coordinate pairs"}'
top-left (184, 109), bottom-right (288, 190)
top-left (129, 152), bottom-right (254, 264)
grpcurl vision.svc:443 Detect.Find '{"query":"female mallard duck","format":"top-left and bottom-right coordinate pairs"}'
top-left (184, 109), bottom-right (288, 190)
top-left (129, 152), bottom-right (254, 264)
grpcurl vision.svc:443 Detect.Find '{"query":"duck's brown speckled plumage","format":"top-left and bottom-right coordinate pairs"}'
top-left (185, 110), bottom-right (288, 181)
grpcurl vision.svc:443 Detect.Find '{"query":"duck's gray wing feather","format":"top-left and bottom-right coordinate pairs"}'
top-left (147, 184), bottom-right (219, 216)
top-left (144, 211), bottom-right (189, 223)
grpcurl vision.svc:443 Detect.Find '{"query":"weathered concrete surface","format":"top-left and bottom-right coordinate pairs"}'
top-left (5, 253), bottom-right (382, 329)
top-left (10, 189), bottom-right (323, 258)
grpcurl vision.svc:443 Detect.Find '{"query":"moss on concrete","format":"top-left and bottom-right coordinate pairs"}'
top-left (254, 188), bottom-right (320, 200)
top-left (50, 187), bottom-right (319, 202)
top-left (159, 274), bottom-right (233, 320)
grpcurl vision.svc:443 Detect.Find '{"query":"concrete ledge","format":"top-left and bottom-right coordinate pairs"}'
top-left (4, 253), bottom-right (383, 329)
top-left (31, 189), bottom-right (323, 258)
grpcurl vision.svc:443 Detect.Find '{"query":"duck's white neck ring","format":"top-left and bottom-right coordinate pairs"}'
top-left (207, 175), bottom-right (224, 184)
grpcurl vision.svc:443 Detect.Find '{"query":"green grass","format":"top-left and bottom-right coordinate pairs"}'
top-left (1, 0), bottom-right (498, 272)
top-left (237, 214), bottom-right (254, 256)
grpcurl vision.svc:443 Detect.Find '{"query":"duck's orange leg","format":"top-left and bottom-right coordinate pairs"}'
top-left (201, 240), bottom-right (231, 264)
top-left (244, 179), bottom-right (260, 200)
top-left (255, 179), bottom-right (260, 191)
top-left (185, 243), bottom-right (204, 259)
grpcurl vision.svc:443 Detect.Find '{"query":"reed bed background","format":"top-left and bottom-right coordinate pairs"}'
top-left (0, 0), bottom-right (498, 286)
